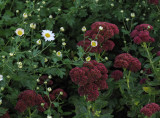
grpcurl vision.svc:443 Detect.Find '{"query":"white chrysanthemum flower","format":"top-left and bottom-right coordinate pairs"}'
top-left (48, 75), bottom-right (52, 79)
top-left (47, 115), bottom-right (52, 118)
top-left (60, 27), bottom-right (65, 32)
top-left (36, 39), bottom-right (41, 45)
top-left (47, 87), bottom-right (52, 92)
top-left (1, 87), bottom-right (4, 91)
top-left (126, 18), bottom-right (129, 21)
top-left (42, 1), bottom-right (45, 4)
top-left (6, 75), bottom-right (10, 78)
top-left (42, 30), bottom-right (55, 41)
top-left (0, 99), bottom-right (2, 105)
top-left (99, 26), bottom-right (103, 31)
top-left (30, 23), bottom-right (36, 29)
top-left (37, 8), bottom-right (40, 11)
top-left (131, 13), bottom-right (135, 18)
top-left (16, 10), bottom-right (19, 13)
top-left (62, 42), bottom-right (66, 46)
top-left (82, 26), bottom-right (86, 32)
top-left (105, 57), bottom-right (108, 60)
top-left (86, 56), bottom-right (91, 61)
top-left (17, 62), bottom-right (22, 66)
top-left (120, 10), bottom-right (124, 13)
top-left (15, 28), bottom-right (24, 36)
top-left (62, 38), bottom-right (65, 41)
top-left (36, 87), bottom-right (39, 90)
top-left (91, 41), bottom-right (98, 47)
top-left (49, 15), bottom-right (53, 18)
top-left (44, 58), bottom-right (48, 62)
top-left (23, 13), bottom-right (28, 18)
top-left (58, 8), bottom-right (61, 11)
top-left (56, 51), bottom-right (62, 57)
top-left (18, 65), bottom-right (23, 68)
top-left (2, 55), bottom-right (5, 58)
top-left (0, 75), bottom-right (3, 81)
top-left (9, 53), bottom-right (14, 56)
top-left (111, 3), bottom-right (114, 7)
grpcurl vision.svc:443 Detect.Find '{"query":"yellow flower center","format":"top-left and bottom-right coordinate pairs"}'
top-left (17, 30), bottom-right (23, 36)
top-left (57, 52), bottom-right (61, 56)
top-left (91, 41), bottom-right (97, 47)
top-left (45, 33), bottom-right (50, 38)
top-left (86, 57), bottom-right (91, 61)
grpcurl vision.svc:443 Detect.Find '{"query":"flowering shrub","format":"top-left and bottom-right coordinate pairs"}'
top-left (0, 0), bottom-right (160, 118)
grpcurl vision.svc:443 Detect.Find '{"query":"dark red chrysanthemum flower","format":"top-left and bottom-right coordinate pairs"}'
top-left (15, 100), bottom-right (28, 113)
top-left (102, 40), bottom-right (115, 51)
top-left (140, 103), bottom-right (160, 117)
top-left (95, 80), bottom-right (108, 90)
top-left (131, 24), bottom-right (155, 44)
top-left (114, 53), bottom-right (141, 72)
top-left (0, 111), bottom-right (10, 118)
top-left (78, 83), bottom-right (99, 101)
top-left (128, 58), bottom-right (141, 72)
top-left (36, 94), bottom-right (48, 112)
top-left (18, 90), bottom-right (37, 107)
top-left (52, 88), bottom-right (67, 99)
top-left (111, 70), bottom-right (123, 81)
top-left (148, 0), bottom-right (159, 5)
top-left (143, 68), bottom-right (152, 74)
top-left (156, 51), bottom-right (160, 56)
top-left (140, 78), bottom-right (147, 84)
top-left (69, 67), bottom-right (88, 86)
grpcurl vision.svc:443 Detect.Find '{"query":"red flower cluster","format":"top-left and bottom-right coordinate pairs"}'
top-left (111, 70), bottom-right (123, 81)
top-left (70, 60), bottom-right (108, 101)
top-left (0, 111), bottom-right (10, 118)
top-left (114, 53), bottom-right (141, 72)
top-left (15, 90), bottom-right (48, 113)
top-left (39, 75), bottom-right (53, 85)
top-left (130, 24), bottom-right (155, 44)
top-left (140, 103), bottom-right (160, 117)
top-left (148, 0), bottom-right (159, 5)
top-left (157, 51), bottom-right (160, 56)
top-left (77, 22), bottom-right (119, 53)
top-left (44, 88), bottom-right (67, 108)
top-left (143, 68), bottom-right (152, 74)
top-left (139, 78), bottom-right (147, 84)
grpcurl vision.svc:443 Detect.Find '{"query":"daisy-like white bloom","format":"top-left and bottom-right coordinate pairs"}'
top-left (99, 26), bottom-right (103, 30)
top-left (62, 42), bottom-right (66, 46)
top-left (23, 13), bottom-right (28, 18)
top-left (9, 53), bottom-right (14, 56)
top-left (91, 41), bottom-right (98, 47)
top-left (131, 13), bottom-right (135, 18)
top-left (0, 75), bottom-right (3, 81)
top-left (30, 23), bottom-right (36, 29)
top-left (49, 15), bottom-right (53, 18)
top-left (60, 27), bottom-right (65, 32)
top-left (86, 56), bottom-right (91, 61)
top-left (56, 51), bottom-right (62, 57)
top-left (0, 99), bottom-right (2, 105)
top-left (105, 57), bottom-right (108, 60)
top-left (47, 115), bottom-right (52, 118)
top-left (36, 39), bottom-right (41, 45)
top-left (15, 28), bottom-right (24, 36)
top-left (42, 30), bottom-right (55, 41)
top-left (82, 26), bottom-right (86, 32)
top-left (47, 87), bottom-right (52, 92)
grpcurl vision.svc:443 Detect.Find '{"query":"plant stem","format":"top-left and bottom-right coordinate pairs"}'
top-left (127, 70), bottom-right (131, 89)
top-left (143, 42), bottom-right (159, 80)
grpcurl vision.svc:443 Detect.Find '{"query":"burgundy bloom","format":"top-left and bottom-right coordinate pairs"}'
top-left (36, 94), bottom-right (48, 112)
top-left (114, 53), bottom-right (141, 72)
top-left (148, 0), bottom-right (159, 5)
top-left (131, 24), bottom-right (155, 44)
top-left (95, 80), bottom-right (108, 90)
top-left (140, 78), bottom-right (147, 84)
top-left (128, 58), bottom-right (141, 72)
top-left (140, 103), bottom-right (160, 117)
top-left (143, 68), bottom-right (152, 74)
top-left (111, 70), bottom-right (123, 81)
top-left (52, 88), bottom-right (67, 99)
top-left (15, 100), bottom-right (28, 113)
top-left (102, 40), bottom-right (115, 51)
top-left (18, 90), bottom-right (37, 107)
top-left (156, 51), bottom-right (160, 56)
top-left (0, 111), bottom-right (10, 118)
top-left (78, 83), bottom-right (99, 101)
